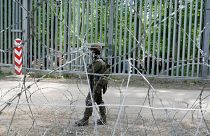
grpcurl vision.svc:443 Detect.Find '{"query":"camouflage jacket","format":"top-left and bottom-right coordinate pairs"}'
top-left (87, 57), bottom-right (109, 88)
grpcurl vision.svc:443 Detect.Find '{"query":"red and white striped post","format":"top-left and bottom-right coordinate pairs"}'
top-left (14, 38), bottom-right (23, 75)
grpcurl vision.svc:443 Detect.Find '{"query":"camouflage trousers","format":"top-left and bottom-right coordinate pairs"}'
top-left (83, 84), bottom-right (106, 119)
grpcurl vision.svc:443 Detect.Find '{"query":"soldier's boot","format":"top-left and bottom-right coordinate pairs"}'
top-left (75, 117), bottom-right (89, 126)
top-left (97, 115), bottom-right (106, 125)
top-left (97, 105), bottom-right (106, 125)
top-left (75, 106), bottom-right (92, 126)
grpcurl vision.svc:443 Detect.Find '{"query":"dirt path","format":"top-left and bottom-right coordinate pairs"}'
top-left (0, 78), bottom-right (210, 135)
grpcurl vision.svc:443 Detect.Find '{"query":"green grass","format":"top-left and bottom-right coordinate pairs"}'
top-left (0, 70), bottom-right (13, 78)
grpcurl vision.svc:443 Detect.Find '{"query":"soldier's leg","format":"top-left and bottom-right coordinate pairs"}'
top-left (84, 92), bottom-right (93, 118)
top-left (99, 101), bottom-right (106, 115)
top-left (75, 93), bottom-right (92, 126)
top-left (96, 102), bottom-right (106, 125)
top-left (95, 85), bottom-right (106, 125)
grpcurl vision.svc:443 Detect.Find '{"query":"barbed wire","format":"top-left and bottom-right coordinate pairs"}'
top-left (0, 0), bottom-right (210, 136)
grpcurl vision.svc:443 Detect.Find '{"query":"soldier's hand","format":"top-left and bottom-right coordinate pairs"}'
top-left (103, 85), bottom-right (107, 94)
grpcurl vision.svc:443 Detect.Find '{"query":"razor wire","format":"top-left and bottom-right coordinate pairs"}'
top-left (0, 0), bottom-right (210, 136)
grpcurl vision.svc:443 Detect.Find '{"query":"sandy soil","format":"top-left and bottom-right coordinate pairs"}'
top-left (0, 77), bottom-right (210, 136)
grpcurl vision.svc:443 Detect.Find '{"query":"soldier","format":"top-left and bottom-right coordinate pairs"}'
top-left (75, 43), bottom-right (110, 126)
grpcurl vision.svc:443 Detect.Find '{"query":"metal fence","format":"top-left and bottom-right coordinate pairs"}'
top-left (0, 0), bottom-right (210, 79)
top-left (0, 0), bottom-right (23, 67)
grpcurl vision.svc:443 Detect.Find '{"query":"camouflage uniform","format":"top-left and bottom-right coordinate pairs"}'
top-left (75, 44), bottom-right (109, 126)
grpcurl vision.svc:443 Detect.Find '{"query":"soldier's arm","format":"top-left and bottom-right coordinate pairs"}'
top-left (87, 64), bottom-right (93, 73)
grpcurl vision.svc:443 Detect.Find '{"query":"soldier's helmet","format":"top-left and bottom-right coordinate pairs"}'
top-left (89, 43), bottom-right (104, 54)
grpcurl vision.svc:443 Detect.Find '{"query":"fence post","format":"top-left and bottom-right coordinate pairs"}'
top-left (202, 0), bottom-right (210, 79)
top-left (22, 0), bottom-right (29, 72)
top-left (108, 0), bottom-right (114, 65)
top-left (14, 39), bottom-right (23, 75)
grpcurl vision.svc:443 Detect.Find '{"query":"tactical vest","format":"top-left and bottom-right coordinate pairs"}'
top-left (89, 58), bottom-right (110, 87)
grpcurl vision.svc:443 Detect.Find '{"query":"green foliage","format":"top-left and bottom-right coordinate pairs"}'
top-left (31, 0), bottom-right (203, 64)
top-left (0, 70), bottom-right (13, 78)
